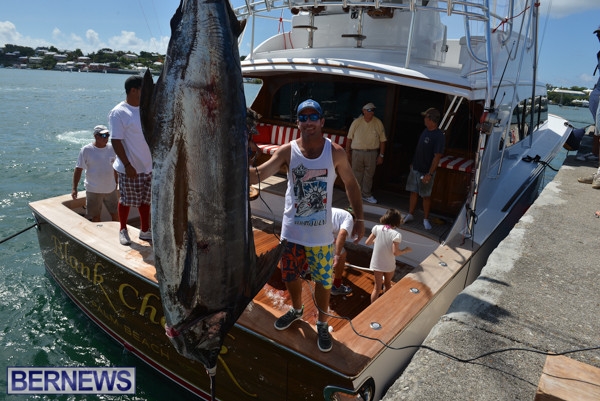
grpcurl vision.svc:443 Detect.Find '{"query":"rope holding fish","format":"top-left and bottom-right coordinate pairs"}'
top-left (208, 367), bottom-right (217, 401)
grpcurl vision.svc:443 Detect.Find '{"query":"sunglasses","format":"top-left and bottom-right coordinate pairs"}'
top-left (96, 133), bottom-right (110, 138)
top-left (298, 113), bottom-right (321, 122)
top-left (365, 108), bottom-right (374, 112)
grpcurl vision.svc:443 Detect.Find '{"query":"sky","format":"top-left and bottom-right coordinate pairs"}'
top-left (1, 0), bottom-right (599, 88)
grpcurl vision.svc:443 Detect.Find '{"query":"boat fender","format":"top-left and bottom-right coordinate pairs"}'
top-left (564, 127), bottom-right (586, 151)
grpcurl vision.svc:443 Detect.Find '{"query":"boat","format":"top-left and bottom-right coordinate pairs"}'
top-left (30, 0), bottom-right (571, 400)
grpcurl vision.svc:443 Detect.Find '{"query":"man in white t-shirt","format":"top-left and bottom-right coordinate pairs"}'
top-left (331, 207), bottom-right (354, 296)
top-left (71, 125), bottom-right (118, 222)
top-left (109, 75), bottom-right (153, 246)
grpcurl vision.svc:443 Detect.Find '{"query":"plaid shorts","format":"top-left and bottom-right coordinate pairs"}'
top-left (280, 241), bottom-right (334, 289)
top-left (118, 172), bottom-right (152, 207)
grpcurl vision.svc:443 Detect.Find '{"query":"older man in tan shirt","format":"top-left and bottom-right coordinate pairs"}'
top-left (345, 102), bottom-right (387, 204)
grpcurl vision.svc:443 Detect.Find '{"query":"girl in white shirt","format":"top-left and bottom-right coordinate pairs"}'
top-left (365, 209), bottom-right (412, 303)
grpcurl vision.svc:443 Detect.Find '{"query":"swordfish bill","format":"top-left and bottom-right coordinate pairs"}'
top-left (139, 0), bottom-right (284, 373)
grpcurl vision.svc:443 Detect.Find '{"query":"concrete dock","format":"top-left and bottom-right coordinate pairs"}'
top-left (383, 146), bottom-right (600, 400)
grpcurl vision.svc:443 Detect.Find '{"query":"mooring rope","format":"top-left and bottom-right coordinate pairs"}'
top-left (0, 223), bottom-right (37, 245)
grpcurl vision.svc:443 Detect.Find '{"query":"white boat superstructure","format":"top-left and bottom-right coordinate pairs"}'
top-left (236, 0), bottom-right (534, 89)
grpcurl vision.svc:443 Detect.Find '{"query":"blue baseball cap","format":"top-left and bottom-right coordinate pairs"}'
top-left (297, 99), bottom-right (323, 116)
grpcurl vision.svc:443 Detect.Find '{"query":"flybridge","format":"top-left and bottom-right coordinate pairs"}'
top-left (233, 0), bottom-right (493, 20)
top-left (235, 0), bottom-right (536, 91)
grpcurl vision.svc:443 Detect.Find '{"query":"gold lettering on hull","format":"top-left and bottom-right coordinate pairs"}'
top-left (119, 283), bottom-right (166, 326)
top-left (124, 325), bottom-right (170, 360)
top-left (50, 235), bottom-right (170, 361)
top-left (49, 234), bottom-right (262, 397)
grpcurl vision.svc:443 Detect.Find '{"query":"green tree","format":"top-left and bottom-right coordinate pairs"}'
top-left (40, 55), bottom-right (57, 70)
top-left (71, 48), bottom-right (83, 60)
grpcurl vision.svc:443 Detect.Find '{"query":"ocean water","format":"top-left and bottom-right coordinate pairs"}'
top-left (0, 68), bottom-right (593, 400)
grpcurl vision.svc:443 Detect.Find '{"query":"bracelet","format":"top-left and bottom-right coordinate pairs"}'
top-left (355, 219), bottom-right (365, 222)
top-left (255, 166), bottom-right (260, 183)
top-left (379, 154), bottom-right (384, 158)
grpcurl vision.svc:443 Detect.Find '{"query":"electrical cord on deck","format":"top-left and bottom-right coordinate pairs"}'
top-left (301, 276), bottom-right (599, 367)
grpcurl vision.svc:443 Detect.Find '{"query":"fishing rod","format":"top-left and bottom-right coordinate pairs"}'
top-left (0, 223), bottom-right (37, 245)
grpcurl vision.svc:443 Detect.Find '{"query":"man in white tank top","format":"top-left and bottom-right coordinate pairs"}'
top-left (249, 99), bottom-right (365, 353)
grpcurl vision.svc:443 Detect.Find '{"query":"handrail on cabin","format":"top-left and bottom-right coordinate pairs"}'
top-left (234, 0), bottom-right (519, 70)
top-left (234, 0), bottom-right (495, 21)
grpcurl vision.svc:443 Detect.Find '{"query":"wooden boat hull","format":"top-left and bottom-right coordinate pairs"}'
top-left (30, 198), bottom-right (375, 400)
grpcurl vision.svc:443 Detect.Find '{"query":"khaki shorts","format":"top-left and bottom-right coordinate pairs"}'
top-left (86, 189), bottom-right (118, 219)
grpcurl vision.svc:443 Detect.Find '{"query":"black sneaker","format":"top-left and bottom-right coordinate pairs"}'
top-left (274, 307), bottom-right (303, 331)
top-left (316, 322), bottom-right (332, 352)
top-left (331, 284), bottom-right (352, 296)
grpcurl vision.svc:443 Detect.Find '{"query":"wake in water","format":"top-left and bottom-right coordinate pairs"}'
top-left (56, 130), bottom-right (93, 145)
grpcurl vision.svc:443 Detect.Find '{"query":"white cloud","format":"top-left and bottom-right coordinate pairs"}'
top-left (106, 31), bottom-right (168, 54)
top-left (85, 30), bottom-right (103, 51)
top-left (542, 0), bottom-right (600, 18)
top-left (0, 21), bottom-right (24, 46)
top-left (108, 31), bottom-right (145, 53)
top-left (1, 20), bottom-right (168, 55)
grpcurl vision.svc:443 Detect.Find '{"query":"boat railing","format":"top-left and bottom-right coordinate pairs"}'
top-left (234, 0), bottom-right (496, 23)
top-left (234, 0), bottom-right (527, 81)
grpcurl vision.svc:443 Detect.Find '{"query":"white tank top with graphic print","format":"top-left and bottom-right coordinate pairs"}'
top-left (281, 138), bottom-right (336, 247)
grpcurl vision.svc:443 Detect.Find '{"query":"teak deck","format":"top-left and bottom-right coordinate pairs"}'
top-left (251, 220), bottom-right (414, 333)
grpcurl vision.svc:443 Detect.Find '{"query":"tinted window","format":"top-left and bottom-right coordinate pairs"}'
top-left (271, 80), bottom-right (388, 131)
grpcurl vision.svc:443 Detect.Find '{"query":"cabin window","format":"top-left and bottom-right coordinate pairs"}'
top-left (503, 95), bottom-right (548, 148)
top-left (270, 80), bottom-right (388, 132)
